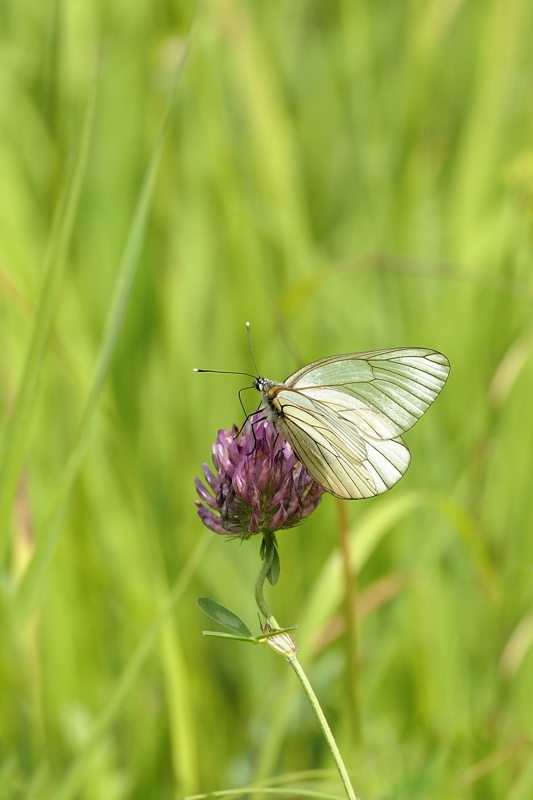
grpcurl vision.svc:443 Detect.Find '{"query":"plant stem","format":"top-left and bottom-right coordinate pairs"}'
top-left (287, 654), bottom-right (358, 800)
top-left (254, 534), bottom-right (358, 800)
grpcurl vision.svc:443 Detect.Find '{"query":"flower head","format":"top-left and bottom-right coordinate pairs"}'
top-left (195, 414), bottom-right (325, 539)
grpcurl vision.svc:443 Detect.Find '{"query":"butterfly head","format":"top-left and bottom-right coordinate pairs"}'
top-left (253, 376), bottom-right (274, 394)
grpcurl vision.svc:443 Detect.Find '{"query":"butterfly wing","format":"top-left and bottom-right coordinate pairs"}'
top-left (284, 348), bottom-right (450, 439)
top-left (273, 393), bottom-right (410, 499)
top-left (269, 348), bottom-right (449, 499)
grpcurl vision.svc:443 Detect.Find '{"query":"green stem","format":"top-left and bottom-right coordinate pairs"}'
top-left (253, 534), bottom-right (358, 800)
top-left (287, 655), bottom-right (358, 800)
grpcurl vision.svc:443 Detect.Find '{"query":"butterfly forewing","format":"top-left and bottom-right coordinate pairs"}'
top-left (265, 347), bottom-right (449, 500)
top-left (285, 348), bottom-right (449, 439)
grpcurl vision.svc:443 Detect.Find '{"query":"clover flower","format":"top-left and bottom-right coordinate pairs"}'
top-left (195, 414), bottom-right (325, 539)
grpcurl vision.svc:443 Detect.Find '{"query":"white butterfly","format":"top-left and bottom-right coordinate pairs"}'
top-left (254, 347), bottom-right (450, 500)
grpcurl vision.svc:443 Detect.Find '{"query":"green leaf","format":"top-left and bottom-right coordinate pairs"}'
top-left (197, 597), bottom-right (253, 638)
top-left (202, 631), bottom-right (256, 643)
top-left (267, 546), bottom-right (281, 585)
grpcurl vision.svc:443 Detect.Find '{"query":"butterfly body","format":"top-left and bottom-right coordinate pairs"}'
top-left (254, 348), bottom-right (450, 500)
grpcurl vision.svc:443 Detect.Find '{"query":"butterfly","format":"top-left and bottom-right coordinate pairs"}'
top-left (253, 347), bottom-right (450, 500)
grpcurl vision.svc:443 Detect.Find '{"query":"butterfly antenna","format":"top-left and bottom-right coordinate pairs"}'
top-left (246, 321), bottom-right (260, 377)
top-left (193, 368), bottom-right (257, 379)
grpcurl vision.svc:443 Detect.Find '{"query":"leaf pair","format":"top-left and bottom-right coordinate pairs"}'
top-left (197, 597), bottom-right (295, 644)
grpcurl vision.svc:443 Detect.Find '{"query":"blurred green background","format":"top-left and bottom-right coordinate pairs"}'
top-left (1, 0), bottom-right (533, 798)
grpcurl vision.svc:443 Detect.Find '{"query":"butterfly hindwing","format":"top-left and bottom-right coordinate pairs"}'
top-left (273, 387), bottom-right (412, 499)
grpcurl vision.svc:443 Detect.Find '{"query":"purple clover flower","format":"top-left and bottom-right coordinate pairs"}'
top-left (195, 414), bottom-right (325, 539)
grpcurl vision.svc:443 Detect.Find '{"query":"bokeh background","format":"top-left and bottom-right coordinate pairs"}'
top-left (1, 1), bottom-right (533, 798)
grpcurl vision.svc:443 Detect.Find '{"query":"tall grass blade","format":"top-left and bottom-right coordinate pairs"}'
top-left (0, 68), bottom-right (98, 566)
top-left (49, 533), bottom-right (209, 800)
top-left (17, 67), bottom-right (182, 617)
top-left (160, 612), bottom-right (200, 795)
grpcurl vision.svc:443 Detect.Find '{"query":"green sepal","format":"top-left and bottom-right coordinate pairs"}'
top-left (197, 597), bottom-right (253, 638)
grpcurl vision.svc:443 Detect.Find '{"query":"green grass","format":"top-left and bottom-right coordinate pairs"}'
top-left (1, 1), bottom-right (533, 798)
